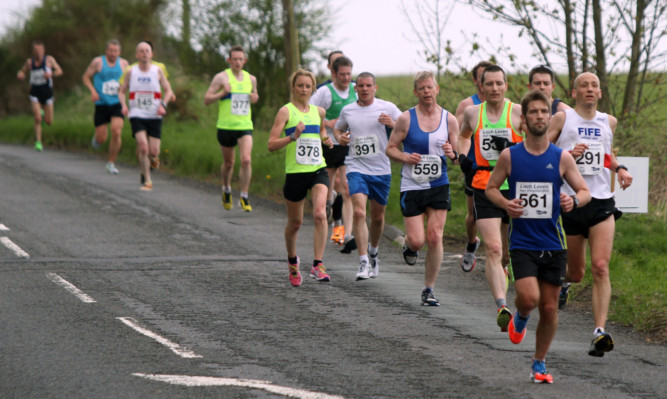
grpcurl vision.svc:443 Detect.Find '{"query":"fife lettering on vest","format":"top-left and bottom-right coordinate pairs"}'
top-left (577, 127), bottom-right (601, 137)
top-left (138, 77), bottom-right (152, 83)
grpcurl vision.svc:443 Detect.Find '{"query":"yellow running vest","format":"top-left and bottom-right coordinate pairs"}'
top-left (217, 69), bottom-right (253, 130)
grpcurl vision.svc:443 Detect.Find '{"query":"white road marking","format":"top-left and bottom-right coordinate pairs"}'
top-left (46, 273), bottom-right (97, 303)
top-left (0, 237), bottom-right (30, 258)
top-left (0, 224), bottom-right (9, 231)
top-left (117, 317), bottom-right (202, 359)
top-left (132, 373), bottom-right (346, 399)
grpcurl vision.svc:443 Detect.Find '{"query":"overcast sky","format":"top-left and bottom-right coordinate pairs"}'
top-left (3, 0), bottom-right (663, 76)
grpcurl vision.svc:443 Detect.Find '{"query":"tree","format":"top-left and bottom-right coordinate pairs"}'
top-left (188, 0), bottom-right (331, 114)
top-left (399, 0), bottom-right (457, 80)
top-left (462, 0), bottom-right (666, 120)
top-left (282, 0), bottom-right (300, 81)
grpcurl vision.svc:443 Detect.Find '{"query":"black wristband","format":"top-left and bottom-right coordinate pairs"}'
top-left (450, 150), bottom-right (459, 161)
top-left (615, 164), bottom-right (628, 173)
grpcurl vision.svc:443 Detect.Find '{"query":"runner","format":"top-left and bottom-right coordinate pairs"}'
top-left (486, 89), bottom-right (590, 384)
top-left (118, 42), bottom-right (174, 191)
top-left (316, 50), bottom-right (343, 89)
top-left (82, 39), bottom-right (129, 174)
top-left (386, 71), bottom-right (459, 305)
top-left (16, 40), bottom-right (63, 152)
top-left (527, 64), bottom-right (570, 115)
top-left (333, 72), bottom-right (401, 280)
top-left (204, 45), bottom-right (259, 211)
top-left (267, 69), bottom-right (334, 286)
top-left (457, 64), bottom-right (523, 331)
top-left (454, 60), bottom-right (492, 272)
top-left (547, 72), bottom-right (633, 357)
top-left (310, 56), bottom-right (356, 248)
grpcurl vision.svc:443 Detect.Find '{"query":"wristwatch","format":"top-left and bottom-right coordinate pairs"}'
top-left (571, 195), bottom-right (579, 208)
top-left (615, 164), bottom-right (628, 173)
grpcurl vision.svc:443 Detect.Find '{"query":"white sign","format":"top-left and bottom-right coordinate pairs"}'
top-left (613, 157), bottom-right (648, 213)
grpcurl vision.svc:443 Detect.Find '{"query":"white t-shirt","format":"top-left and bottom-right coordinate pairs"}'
top-left (556, 108), bottom-right (614, 199)
top-left (335, 99), bottom-right (401, 175)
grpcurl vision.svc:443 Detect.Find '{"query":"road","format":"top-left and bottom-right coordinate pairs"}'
top-left (0, 144), bottom-right (664, 398)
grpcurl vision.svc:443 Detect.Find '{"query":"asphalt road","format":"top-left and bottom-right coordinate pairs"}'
top-left (0, 144), bottom-right (664, 399)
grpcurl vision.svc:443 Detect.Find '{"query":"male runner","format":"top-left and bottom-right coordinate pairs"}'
top-left (16, 41), bottom-right (63, 151)
top-left (83, 39), bottom-right (129, 174)
top-left (204, 45), bottom-right (259, 211)
top-left (547, 72), bottom-right (633, 357)
top-left (334, 72), bottom-right (401, 280)
top-left (386, 71), bottom-right (458, 305)
top-left (458, 65), bottom-right (523, 331)
top-left (118, 42), bottom-right (174, 191)
top-left (527, 64), bottom-right (570, 115)
top-left (487, 90), bottom-right (590, 384)
top-left (310, 56), bottom-right (356, 246)
top-left (455, 60), bottom-right (492, 272)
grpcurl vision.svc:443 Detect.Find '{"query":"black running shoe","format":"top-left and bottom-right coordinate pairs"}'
top-left (403, 243), bottom-right (418, 266)
top-left (421, 288), bottom-right (440, 306)
top-left (558, 283), bottom-right (570, 310)
top-left (588, 332), bottom-right (614, 357)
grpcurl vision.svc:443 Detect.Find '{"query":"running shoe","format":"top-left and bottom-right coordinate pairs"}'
top-left (340, 236), bottom-right (357, 253)
top-left (588, 332), bottom-right (614, 357)
top-left (369, 253), bottom-right (379, 278)
top-left (461, 237), bottom-right (480, 272)
top-left (355, 260), bottom-right (370, 280)
top-left (140, 181), bottom-right (153, 191)
top-left (421, 288), bottom-right (440, 306)
top-left (402, 243), bottom-right (418, 266)
top-left (106, 162), bottom-right (119, 175)
top-left (288, 257), bottom-right (302, 287)
top-left (530, 359), bottom-right (554, 384)
top-left (310, 264), bottom-right (331, 282)
top-left (222, 192), bottom-right (232, 210)
top-left (330, 224), bottom-right (344, 245)
top-left (239, 197), bottom-right (252, 212)
top-left (150, 156), bottom-right (160, 170)
top-left (34, 141), bottom-right (43, 152)
top-left (141, 173), bottom-right (145, 185)
top-left (91, 135), bottom-right (101, 149)
top-left (497, 306), bottom-right (513, 332)
top-left (508, 315), bottom-right (526, 344)
top-left (558, 283), bottom-right (570, 310)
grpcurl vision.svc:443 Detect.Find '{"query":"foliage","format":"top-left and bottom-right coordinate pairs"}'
top-left (183, 0), bottom-right (331, 115)
top-left (0, 0), bottom-right (167, 116)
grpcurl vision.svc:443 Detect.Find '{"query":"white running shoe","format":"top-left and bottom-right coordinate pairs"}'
top-left (106, 162), bottom-right (119, 175)
top-left (355, 260), bottom-right (370, 280)
top-left (461, 237), bottom-right (480, 272)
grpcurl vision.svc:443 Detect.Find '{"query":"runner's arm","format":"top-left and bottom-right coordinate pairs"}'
top-left (82, 57), bottom-right (101, 102)
top-left (560, 151), bottom-right (591, 211)
top-left (267, 106), bottom-right (291, 152)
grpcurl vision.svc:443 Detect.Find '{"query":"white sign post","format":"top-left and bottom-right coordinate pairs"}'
top-left (613, 157), bottom-right (649, 214)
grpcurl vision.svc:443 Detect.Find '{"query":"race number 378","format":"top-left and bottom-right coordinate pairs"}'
top-left (295, 137), bottom-right (322, 165)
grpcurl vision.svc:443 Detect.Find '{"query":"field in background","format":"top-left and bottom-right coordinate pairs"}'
top-left (0, 69), bottom-right (664, 343)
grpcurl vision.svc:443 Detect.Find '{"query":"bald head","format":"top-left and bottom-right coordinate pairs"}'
top-left (573, 72), bottom-right (599, 89)
top-left (135, 42), bottom-right (153, 63)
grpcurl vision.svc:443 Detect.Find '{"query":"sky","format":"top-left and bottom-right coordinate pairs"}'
top-left (0, 0), bottom-right (539, 76)
top-left (3, 0), bottom-right (661, 77)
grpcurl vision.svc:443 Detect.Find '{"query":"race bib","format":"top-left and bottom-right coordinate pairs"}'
top-left (135, 92), bottom-right (155, 111)
top-left (517, 182), bottom-right (553, 219)
top-left (30, 70), bottom-right (47, 86)
top-left (479, 128), bottom-right (512, 161)
top-left (102, 80), bottom-right (120, 96)
top-left (295, 137), bottom-right (323, 165)
top-left (353, 135), bottom-right (379, 158)
top-left (411, 155), bottom-right (442, 183)
top-left (575, 141), bottom-right (604, 175)
top-left (231, 93), bottom-right (250, 116)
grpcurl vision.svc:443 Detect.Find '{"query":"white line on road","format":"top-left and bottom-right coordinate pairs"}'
top-left (132, 373), bottom-right (346, 399)
top-left (0, 224), bottom-right (9, 231)
top-left (117, 317), bottom-right (202, 359)
top-left (46, 273), bottom-right (97, 303)
top-left (0, 237), bottom-right (30, 258)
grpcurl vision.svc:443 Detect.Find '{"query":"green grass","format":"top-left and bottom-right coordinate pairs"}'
top-left (1, 70), bottom-right (665, 341)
